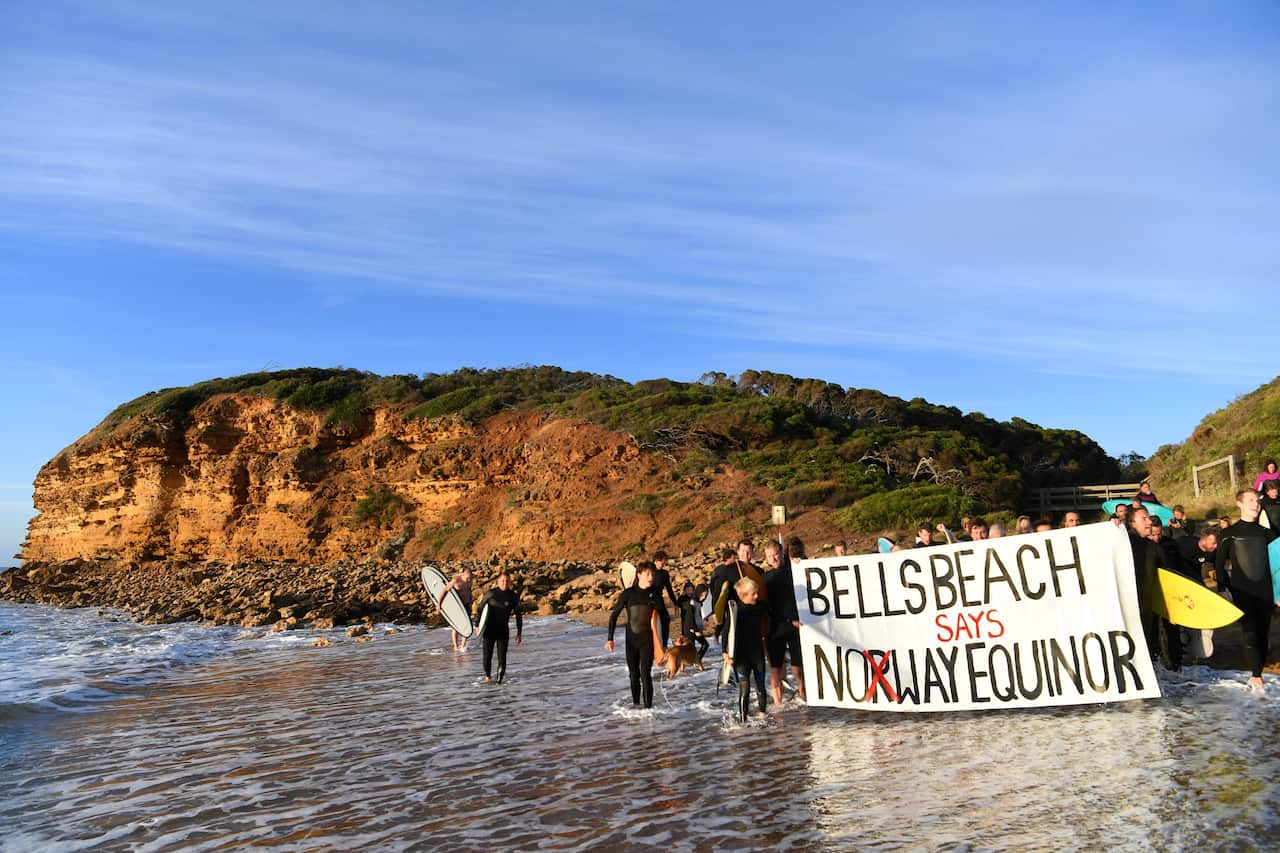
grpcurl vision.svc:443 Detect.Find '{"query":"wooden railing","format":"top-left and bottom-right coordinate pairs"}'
top-left (1027, 483), bottom-right (1143, 515)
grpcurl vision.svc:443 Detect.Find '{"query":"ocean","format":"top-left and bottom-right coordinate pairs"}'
top-left (2, 601), bottom-right (1278, 851)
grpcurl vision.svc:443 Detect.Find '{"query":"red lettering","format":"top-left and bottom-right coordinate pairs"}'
top-left (987, 609), bottom-right (1004, 638)
top-left (936, 609), bottom-right (1004, 642)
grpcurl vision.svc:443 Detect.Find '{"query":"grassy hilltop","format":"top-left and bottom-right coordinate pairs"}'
top-left (1147, 374), bottom-right (1280, 513)
top-left (94, 366), bottom-right (1121, 533)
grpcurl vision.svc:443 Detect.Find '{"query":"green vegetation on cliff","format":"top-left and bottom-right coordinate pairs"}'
top-left (94, 365), bottom-right (1121, 531)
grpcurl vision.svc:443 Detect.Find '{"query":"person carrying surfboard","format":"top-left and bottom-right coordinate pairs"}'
top-left (649, 551), bottom-right (680, 647)
top-left (1128, 505), bottom-right (1181, 671)
top-left (709, 540), bottom-right (768, 643)
top-left (605, 563), bottom-right (665, 709)
top-left (438, 567), bottom-right (475, 652)
top-left (1215, 488), bottom-right (1280, 693)
top-left (474, 572), bottom-right (522, 684)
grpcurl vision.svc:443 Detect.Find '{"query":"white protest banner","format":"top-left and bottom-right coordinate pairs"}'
top-left (793, 522), bottom-right (1161, 711)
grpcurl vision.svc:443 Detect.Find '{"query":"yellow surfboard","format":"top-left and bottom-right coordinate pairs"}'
top-left (1150, 568), bottom-right (1243, 629)
top-left (713, 560), bottom-right (769, 623)
top-left (713, 582), bottom-right (731, 623)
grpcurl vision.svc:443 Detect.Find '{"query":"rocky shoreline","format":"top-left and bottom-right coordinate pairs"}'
top-left (5, 554), bottom-right (1278, 677)
top-left (0, 554), bottom-right (713, 632)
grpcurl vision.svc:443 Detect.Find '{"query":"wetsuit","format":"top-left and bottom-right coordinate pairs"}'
top-left (1216, 520), bottom-right (1279, 678)
top-left (608, 586), bottom-right (664, 708)
top-left (677, 593), bottom-right (709, 660)
top-left (729, 601), bottom-right (769, 722)
top-left (640, 566), bottom-right (679, 647)
top-left (475, 588), bottom-right (521, 683)
top-left (709, 561), bottom-right (737, 646)
top-left (709, 559), bottom-right (768, 646)
top-left (762, 556), bottom-right (802, 676)
top-left (1259, 494), bottom-right (1280, 531)
top-left (1175, 536), bottom-right (1218, 590)
top-left (1130, 531), bottom-right (1181, 669)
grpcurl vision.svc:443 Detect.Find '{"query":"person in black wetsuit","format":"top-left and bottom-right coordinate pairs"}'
top-left (605, 564), bottom-right (664, 708)
top-left (1259, 480), bottom-right (1280, 530)
top-left (1215, 489), bottom-right (1280, 692)
top-left (1128, 506), bottom-right (1181, 670)
top-left (762, 539), bottom-right (806, 704)
top-left (724, 577), bottom-right (770, 723)
top-left (647, 552), bottom-right (680, 646)
top-left (676, 581), bottom-right (709, 661)
top-left (475, 572), bottom-right (522, 684)
top-left (709, 548), bottom-right (739, 648)
top-left (1175, 527), bottom-right (1220, 587)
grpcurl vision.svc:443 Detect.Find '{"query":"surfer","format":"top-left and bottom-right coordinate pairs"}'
top-left (438, 567), bottom-right (475, 652)
top-left (723, 577), bottom-right (769, 723)
top-left (676, 581), bottom-right (709, 662)
top-left (1259, 480), bottom-right (1280, 530)
top-left (709, 548), bottom-right (738, 648)
top-left (1215, 488), bottom-right (1280, 692)
top-left (649, 551), bottom-right (680, 647)
top-left (710, 543), bottom-right (769, 647)
top-left (1128, 506), bottom-right (1181, 671)
top-left (605, 563), bottom-right (664, 708)
top-left (474, 572), bottom-right (522, 684)
top-left (762, 540), bottom-right (805, 704)
top-left (1062, 511), bottom-right (1081, 528)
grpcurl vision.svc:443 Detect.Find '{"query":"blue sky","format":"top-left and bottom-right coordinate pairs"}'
top-left (2, 2), bottom-right (1277, 565)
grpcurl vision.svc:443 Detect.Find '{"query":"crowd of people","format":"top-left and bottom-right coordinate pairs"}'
top-left (439, 462), bottom-right (1280, 715)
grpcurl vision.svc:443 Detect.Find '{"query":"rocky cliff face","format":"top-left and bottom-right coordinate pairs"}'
top-left (22, 394), bottom-right (803, 567)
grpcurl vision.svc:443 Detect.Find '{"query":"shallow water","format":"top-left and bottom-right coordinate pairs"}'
top-left (2, 603), bottom-right (1279, 851)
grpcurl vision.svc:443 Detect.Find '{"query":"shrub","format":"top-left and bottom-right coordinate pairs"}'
top-left (353, 489), bottom-right (405, 526)
top-left (619, 493), bottom-right (665, 514)
top-left (833, 485), bottom-right (981, 533)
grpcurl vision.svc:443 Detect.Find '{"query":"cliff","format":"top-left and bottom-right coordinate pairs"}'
top-left (8, 365), bottom-right (1124, 628)
top-left (22, 396), bottom-right (803, 566)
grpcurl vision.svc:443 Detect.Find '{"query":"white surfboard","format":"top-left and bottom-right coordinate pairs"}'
top-left (474, 602), bottom-right (491, 638)
top-left (421, 566), bottom-right (474, 639)
top-left (619, 561), bottom-right (637, 589)
top-left (717, 600), bottom-right (738, 688)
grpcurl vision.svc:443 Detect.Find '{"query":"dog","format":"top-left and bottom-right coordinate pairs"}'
top-left (663, 635), bottom-right (704, 679)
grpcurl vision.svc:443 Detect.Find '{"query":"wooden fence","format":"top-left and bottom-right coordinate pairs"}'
top-left (1027, 483), bottom-right (1143, 515)
top-left (1192, 454), bottom-right (1236, 498)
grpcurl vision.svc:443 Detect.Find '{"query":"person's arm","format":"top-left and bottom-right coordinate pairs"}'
top-left (514, 594), bottom-right (523, 642)
top-left (433, 576), bottom-right (456, 608)
top-left (1214, 531), bottom-right (1232, 580)
top-left (605, 590), bottom-right (627, 649)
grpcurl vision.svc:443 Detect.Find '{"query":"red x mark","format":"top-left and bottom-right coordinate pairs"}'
top-left (857, 649), bottom-right (900, 704)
